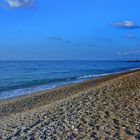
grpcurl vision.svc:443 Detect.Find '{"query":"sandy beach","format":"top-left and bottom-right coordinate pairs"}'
top-left (0, 69), bottom-right (140, 139)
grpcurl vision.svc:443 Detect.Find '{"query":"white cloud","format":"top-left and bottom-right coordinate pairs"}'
top-left (0, 0), bottom-right (33, 8)
top-left (112, 21), bottom-right (139, 29)
top-left (118, 50), bottom-right (140, 56)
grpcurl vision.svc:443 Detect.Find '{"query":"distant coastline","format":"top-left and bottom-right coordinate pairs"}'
top-left (127, 60), bottom-right (140, 62)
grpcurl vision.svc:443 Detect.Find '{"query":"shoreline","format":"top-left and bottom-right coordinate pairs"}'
top-left (0, 67), bottom-right (140, 100)
top-left (0, 69), bottom-right (140, 139)
top-left (0, 68), bottom-right (140, 117)
top-left (1, 67), bottom-right (140, 101)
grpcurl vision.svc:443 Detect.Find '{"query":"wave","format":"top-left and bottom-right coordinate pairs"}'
top-left (0, 72), bottom-right (113, 99)
top-left (0, 77), bottom-right (77, 93)
top-left (0, 67), bottom-right (140, 99)
top-left (76, 73), bottom-right (111, 79)
top-left (0, 77), bottom-right (81, 99)
top-left (0, 72), bottom-right (114, 93)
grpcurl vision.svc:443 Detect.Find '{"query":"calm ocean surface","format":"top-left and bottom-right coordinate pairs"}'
top-left (0, 61), bottom-right (140, 99)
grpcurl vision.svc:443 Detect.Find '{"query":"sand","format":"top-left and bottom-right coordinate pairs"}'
top-left (0, 70), bottom-right (140, 139)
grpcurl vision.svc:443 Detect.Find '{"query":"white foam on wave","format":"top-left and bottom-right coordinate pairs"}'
top-left (77, 73), bottom-right (111, 79)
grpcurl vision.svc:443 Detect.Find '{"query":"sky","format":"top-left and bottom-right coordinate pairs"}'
top-left (0, 0), bottom-right (140, 60)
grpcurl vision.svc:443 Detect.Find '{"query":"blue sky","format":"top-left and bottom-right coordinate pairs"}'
top-left (0, 0), bottom-right (140, 60)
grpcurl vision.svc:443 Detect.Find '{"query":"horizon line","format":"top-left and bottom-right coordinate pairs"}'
top-left (0, 60), bottom-right (134, 62)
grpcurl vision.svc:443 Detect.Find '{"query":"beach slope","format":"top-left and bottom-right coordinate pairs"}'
top-left (0, 70), bottom-right (140, 139)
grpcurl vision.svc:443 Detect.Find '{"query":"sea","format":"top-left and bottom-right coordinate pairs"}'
top-left (0, 61), bottom-right (140, 99)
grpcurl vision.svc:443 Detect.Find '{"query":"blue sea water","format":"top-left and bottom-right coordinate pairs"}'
top-left (0, 61), bottom-right (140, 99)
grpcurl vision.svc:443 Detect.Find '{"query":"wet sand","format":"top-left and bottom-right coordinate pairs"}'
top-left (0, 69), bottom-right (140, 139)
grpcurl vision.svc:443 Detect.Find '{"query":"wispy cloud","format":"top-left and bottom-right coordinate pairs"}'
top-left (101, 38), bottom-right (113, 42)
top-left (77, 43), bottom-right (82, 47)
top-left (124, 34), bottom-right (136, 39)
top-left (118, 50), bottom-right (140, 56)
top-left (48, 36), bottom-right (63, 41)
top-left (0, 0), bottom-right (33, 8)
top-left (111, 21), bottom-right (140, 29)
top-left (64, 40), bottom-right (73, 44)
top-left (87, 44), bottom-right (96, 47)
